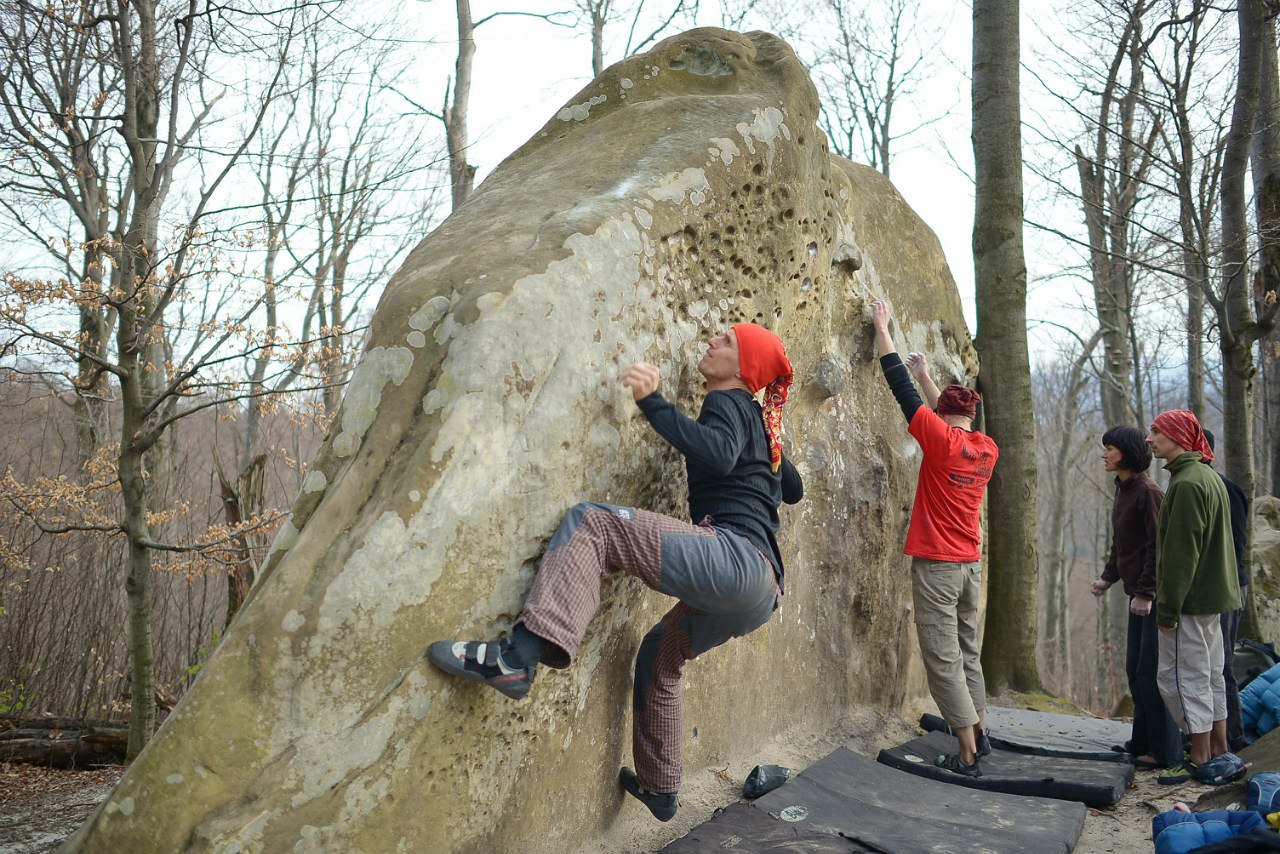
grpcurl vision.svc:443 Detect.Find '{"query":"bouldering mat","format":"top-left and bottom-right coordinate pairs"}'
top-left (920, 706), bottom-right (1131, 762)
top-left (878, 729), bottom-right (1134, 806)
top-left (660, 803), bottom-right (880, 852)
top-left (749, 746), bottom-right (1086, 854)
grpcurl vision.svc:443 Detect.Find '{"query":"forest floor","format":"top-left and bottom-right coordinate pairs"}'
top-left (0, 762), bottom-right (123, 853)
top-left (0, 699), bottom-right (1249, 854)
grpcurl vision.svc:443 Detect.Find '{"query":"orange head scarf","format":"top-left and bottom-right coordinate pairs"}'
top-left (1152, 409), bottom-right (1214, 462)
top-left (731, 323), bottom-right (793, 473)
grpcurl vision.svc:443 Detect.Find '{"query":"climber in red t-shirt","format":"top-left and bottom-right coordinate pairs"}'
top-left (871, 299), bottom-right (999, 778)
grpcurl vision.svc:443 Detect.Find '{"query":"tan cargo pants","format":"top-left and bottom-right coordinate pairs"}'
top-left (911, 557), bottom-right (986, 729)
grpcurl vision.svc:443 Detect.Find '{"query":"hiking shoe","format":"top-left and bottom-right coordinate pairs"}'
top-left (1192, 753), bottom-right (1250, 786)
top-left (1158, 762), bottom-right (1194, 785)
top-left (977, 731), bottom-right (992, 757)
top-left (935, 753), bottom-right (982, 778)
top-left (427, 639), bottom-right (535, 700)
top-left (619, 767), bottom-right (678, 821)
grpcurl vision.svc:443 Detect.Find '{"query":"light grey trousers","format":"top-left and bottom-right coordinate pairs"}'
top-left (1157, 612), bottom-right (1226, 735)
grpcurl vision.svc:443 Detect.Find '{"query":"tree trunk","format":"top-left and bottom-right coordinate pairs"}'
top-left (218, 454), bottom-right (267, 627)
top-left (446, 0), bottom-right (477, 210)
top-left (592, 5), bottom-right (605, 77)
top-left (972, 0), bottom-right (1042, 693)
top-left (1187, 256), bottom-right (1207, 420)
top-left (115, 0), bottom-right (165, 759)
top-left (1252, 8), bottom-right (1280, 502)
top-left (1219, 0), bottom-right (1267, 496)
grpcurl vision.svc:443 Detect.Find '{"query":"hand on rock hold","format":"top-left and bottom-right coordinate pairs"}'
top-left (622, 362), bottom-right (661, 401)
top-left (871, 299), bottom-right (892, 332)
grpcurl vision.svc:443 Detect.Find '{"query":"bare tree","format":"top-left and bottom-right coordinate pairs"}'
top-left (1068, 0), bottom-right (1164, 428)
top-left (1217, 0), bottom-right (1279, 501)
top-left (1142, 0), bottom-right (1233, 421)
top-left (213, 11), bottom-right (443, 624)
top-left (1250, 6), bottom-right (1280, 498)
top-left (1037, 331), bottom-right (1103, 684)
top-left (973, 0), bottom-right (1043, 692)
top-left (0, 0), bottom-right (308, 757)
top-left (768, 0), bottom-right (947, 177)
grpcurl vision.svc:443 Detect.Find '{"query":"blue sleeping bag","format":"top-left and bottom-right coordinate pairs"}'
top-left (1152, 810), bottom-right (1265, 854)
top-left (1241, 661), bottom-right (1280, 735)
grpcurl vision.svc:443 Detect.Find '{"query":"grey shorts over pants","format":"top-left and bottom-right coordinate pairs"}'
top-left (517, 502), bottom-right (779, 793)
top-left (911, 557), bottom-right (986, 730)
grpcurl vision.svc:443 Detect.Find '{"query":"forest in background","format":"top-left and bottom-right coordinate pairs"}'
top-left (0, 0), bottom-right (1277, 760)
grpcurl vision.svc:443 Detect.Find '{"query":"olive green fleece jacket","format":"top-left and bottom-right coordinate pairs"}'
top-left (1155, 452), bottom-right (1241, 627)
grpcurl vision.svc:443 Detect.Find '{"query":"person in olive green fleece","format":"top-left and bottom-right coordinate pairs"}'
top-left (1147, 409), bottom-right (1244, 786)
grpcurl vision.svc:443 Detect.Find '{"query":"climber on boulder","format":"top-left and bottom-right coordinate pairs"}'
top-left (428, 322), bottom-right (803, 822)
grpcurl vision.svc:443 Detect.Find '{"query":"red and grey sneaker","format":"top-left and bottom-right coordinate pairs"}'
top-left (427, 639), bottom-right (536, 700)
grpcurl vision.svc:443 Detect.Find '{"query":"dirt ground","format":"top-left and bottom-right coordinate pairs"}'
top-left (0, 763), bottom-right (123, 854)
top-left (0, 706), bottom-right (1249, 854)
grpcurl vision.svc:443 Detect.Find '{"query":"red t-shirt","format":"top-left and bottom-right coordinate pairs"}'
top-left (903, 406), bottom-right (999, 562)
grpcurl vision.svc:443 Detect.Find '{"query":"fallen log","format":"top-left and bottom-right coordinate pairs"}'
top-left (0, 718), bottom-right (128, 768)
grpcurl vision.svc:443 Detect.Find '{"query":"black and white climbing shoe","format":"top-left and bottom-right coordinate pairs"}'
top-left (935, 753), bottom-right (983, 778)
top-left (427, 640), bottom-right (536, 700)
top-left (619, 767), bottom-right (678, 822)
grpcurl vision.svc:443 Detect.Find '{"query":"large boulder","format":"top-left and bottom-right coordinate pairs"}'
top-left (66, 28), bottom-right (977, 854)
top-left (1251, 496), bottom-right (1280, 640)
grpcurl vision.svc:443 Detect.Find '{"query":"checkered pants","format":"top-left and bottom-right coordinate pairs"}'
top-left (517, 502), bottom-right (779, 793)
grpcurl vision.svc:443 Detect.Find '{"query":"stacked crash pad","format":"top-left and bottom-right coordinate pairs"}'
top-left (661, 747), bottom-right (1087, 854)
top-left (877, 729), bottom-right (1134, 806)
top-left (920, 707), bottom-right (1132, 762)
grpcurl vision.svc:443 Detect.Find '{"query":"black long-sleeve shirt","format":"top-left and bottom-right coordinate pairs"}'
top-left (1218, 471), bottom-right (1250, 588)
top-left (879, 353), bottom-right (924, 424)
top-left (636, 389), bottom-right (802, 587)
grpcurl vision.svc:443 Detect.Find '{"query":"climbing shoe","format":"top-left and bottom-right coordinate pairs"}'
top-left (427, 639), bottom-right (536, 700)
top-left (1158, 762), bottom-right (1194, 785)
top-left (977, 731), bottom-right (992, 757)
top-left (620, 767), bottom-right (678, 822)
top-left (1192, 753), bottom-right (1250, 786)
top-left (935, 753), bottom-right (982, 778)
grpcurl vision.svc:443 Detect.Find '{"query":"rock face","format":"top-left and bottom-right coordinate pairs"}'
top-left (1250, 496), bottom-right (1280, 640)
top-left (66, 28), bottom-right (977, 854)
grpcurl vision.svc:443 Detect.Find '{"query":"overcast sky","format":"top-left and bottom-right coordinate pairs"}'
top-left (407, 2), bottom-right (984, 322)
top-left (403, 0), bottom-right (1235, 380)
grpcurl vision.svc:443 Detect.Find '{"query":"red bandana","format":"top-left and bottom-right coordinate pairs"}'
top-left (1151, 410), bottom-right (1214, 462)
top-left (732, 323), bottom-right (793, 473)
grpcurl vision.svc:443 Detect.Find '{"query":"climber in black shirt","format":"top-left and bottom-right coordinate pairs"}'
top-left (428, 323), bottom-right (802, 822)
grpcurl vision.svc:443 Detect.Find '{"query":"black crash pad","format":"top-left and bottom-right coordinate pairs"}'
top-left (920, 706), bottom-right (1131, 762)
top-left (660, 803), bottom-right (880, 853)
top-left (749, 747), bottom-right (1086, 854)
top-left (878, 729), bottom-right (1134, 806)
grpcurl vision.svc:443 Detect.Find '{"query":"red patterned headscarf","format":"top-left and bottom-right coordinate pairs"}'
top-left (1151, 409), bottom-right (1214, 462)
top-left (936, 385), bottom-right (981, 419)
top-left (732, 323), bottom-right (793, 473)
